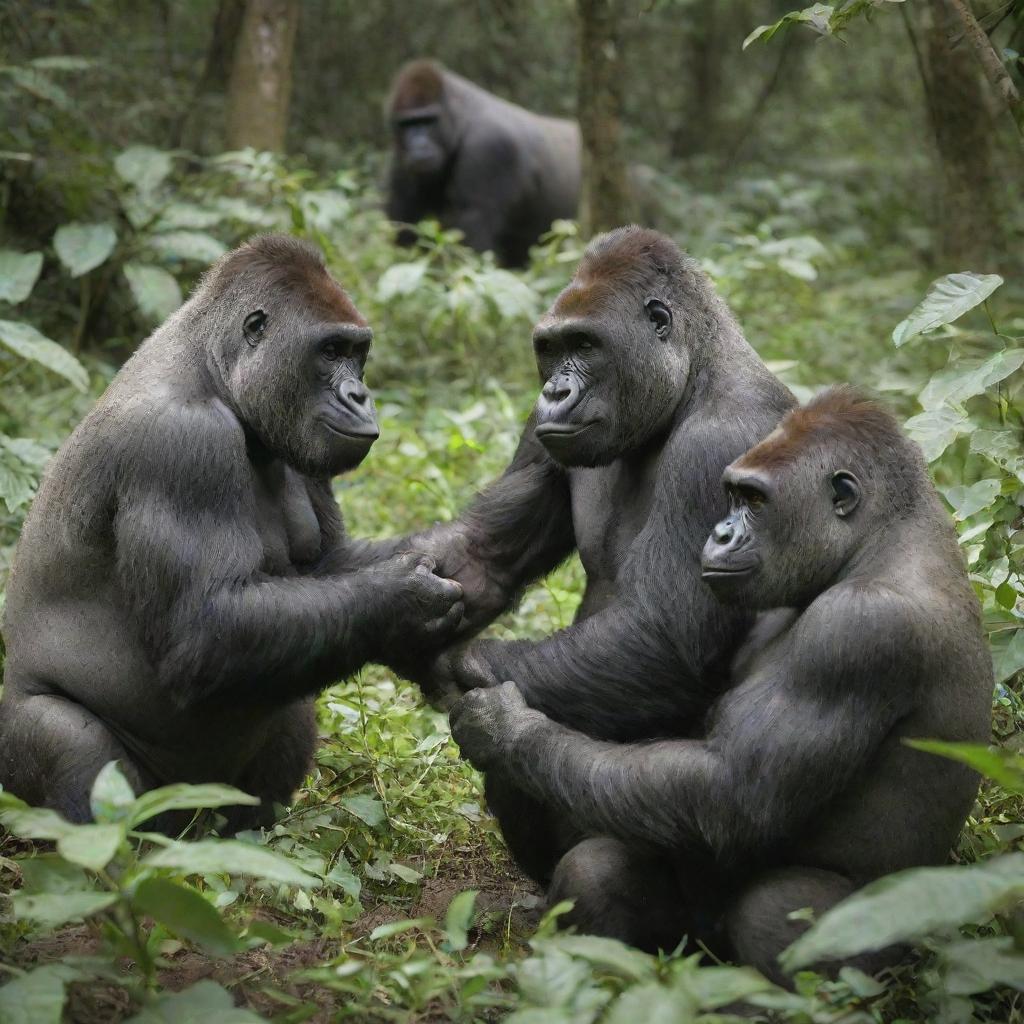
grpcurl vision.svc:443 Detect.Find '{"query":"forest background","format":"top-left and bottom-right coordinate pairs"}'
top-left (1, 1), bottom-right (1023, 1022)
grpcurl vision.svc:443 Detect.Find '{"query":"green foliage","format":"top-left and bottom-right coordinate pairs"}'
top-left (744, 0), bottom-right (908, 49)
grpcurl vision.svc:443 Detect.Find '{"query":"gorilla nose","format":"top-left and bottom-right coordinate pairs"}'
top-left (542, 379), bottom-right (573, 403)
top-left (713, 520), bottom-right (735, 545)
top-left (338, 378), bottom-right (369, 406)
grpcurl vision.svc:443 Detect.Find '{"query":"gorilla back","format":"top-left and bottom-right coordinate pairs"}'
top-left (386, 60), bottom-right (580, 267)
top-left (0, 234), bottom-right (463, 826)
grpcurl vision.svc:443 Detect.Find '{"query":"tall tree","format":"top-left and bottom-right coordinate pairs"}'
top-left (225, 0), bottom-right (300, 153)
top-left (576, 0), bottom-right (631, 236)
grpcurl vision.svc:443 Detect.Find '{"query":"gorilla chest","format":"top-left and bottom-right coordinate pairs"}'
top-left (569, 460), bottom-right (659, 588)
top-left (250, 463), bottom-right (322, 573)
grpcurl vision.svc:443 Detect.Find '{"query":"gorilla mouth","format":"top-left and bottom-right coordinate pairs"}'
top-left (321, 419), bottom-right (379, 442)
top-left (535, 421), bottom-right (596, 440)
top-left (700, 565), bottom-right (758, 581)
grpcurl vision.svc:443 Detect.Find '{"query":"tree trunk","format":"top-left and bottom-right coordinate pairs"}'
top-left (225, 0), bottom-right (300, 153)
top-left (576, 0), bottom-right (631, 236)
top-left (923, 0), bottom-right (1004, 267)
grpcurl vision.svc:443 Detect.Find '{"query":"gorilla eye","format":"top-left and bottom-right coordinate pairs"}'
top-left (645, 299), bottom-right (672, 338)
top-left (243, 310), bottom-right (267, 346)
top-left (534, 338), bottom-right (550, 357)
top-left (322, 341), bottom-right (342, 361)
top-left (739, 485), bottom-right (767, 509)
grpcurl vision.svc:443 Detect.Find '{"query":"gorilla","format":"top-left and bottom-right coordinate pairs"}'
top-left (413, 226), bottom-right (796, 879)
top-left (385, 60), bottom-right (581, 267)
top-left (451, 387), bottom-right (993, 982)
top-left (0, 235), bottom-right (463, 827)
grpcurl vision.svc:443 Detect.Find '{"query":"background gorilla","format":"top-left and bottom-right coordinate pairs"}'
top-left (0, 235), bottom-right (463, 827)
top-left (385, 59), bottom-right (581, 267)
top-left (417, 226), bottom-right (796, 880)
top-left (451, 387), bottom-right (992, 982)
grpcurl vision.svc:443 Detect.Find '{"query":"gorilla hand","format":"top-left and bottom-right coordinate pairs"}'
top-left (421, 641), bottom-right (500, 708)
top-left (369, 552), bottom-right (464, 646)
top-left (449, 681), bottom-right (544, 771)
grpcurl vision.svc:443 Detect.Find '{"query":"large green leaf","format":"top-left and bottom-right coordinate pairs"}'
top-left (991, 627), bottom-right (1024, 684)
top-left (903, 406), bottom-right (971, 463)
top-left (892, 272), bottom-right (1005, 347)
top-left (132, 878), bottom-right (241, 956)
top-left (0, 964), bottom-right (82, 1024)
top-left (0, 250), bottom-right (44, 303)
top-left (56, 822), bottom-right (125, 871)
top-left (128, 781), bottom-right (259, 829)
top-left (53, 221), bottom-right (117, 277)
top-left (377, 261), bottom-right (428, 301)
top-left (0, 804), bottom-right (77, 841)
top-left (743, 5), bottom-right (835, 49)
top-left (341, 793), bottom-right (386, 827)
top-left (0, 319), bottom-right (89, 390)
top-left (115, 146), bottom-right (173, 193)
top-left (0, 435), bottom-right (40, 512)
top-left (906, 740), bottom-right (1024, 793)
top-left (124, 980), bottom-right (265, 1023)
top-left (143, 838), bottom-right (319, 887)
top-left (603, 983), bottom-right (695, 1024)
top-left (11, 890), bottom-right (119, 928)
top-left (123, 262), bottom-right (183, 323)
top-left (939, 936), bottom-right (1024, 995)
top-left (920, 349), bottom-right (1024, 411)
top-left (149, 230), bottom-right (227, 264)
top-left (781, 853), bottom-right (1024, 970)
top-left (90, 760), bottom-right (138, 822)
top-left (939, 479), bottom-right (1002, 521)
top-left (541, 935), bottom-right (657, 983)
top-left (443, 888), bottom-right (479, 952)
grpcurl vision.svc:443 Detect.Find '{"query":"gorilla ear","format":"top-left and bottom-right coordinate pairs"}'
top-left (830, 471), bottom-right (861, 518)
top-left (645, 298), bottom-right (673, 339)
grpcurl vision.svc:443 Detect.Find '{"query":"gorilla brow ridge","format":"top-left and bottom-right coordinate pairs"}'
top-left (738, 385), bottom-right (929, 513)
top-left (201, 234), bottom-right (364, 326)
top-left (390, 59), bottom-right (445, 111)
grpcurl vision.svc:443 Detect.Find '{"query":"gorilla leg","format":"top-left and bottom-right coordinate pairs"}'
top-left (726, 867), bottom-right (905, 986)
top-left (484, 769), bottom-right (580, 885)
top-left (229, 700), bottom-right (317, 831)
top-left (548, 837), bottom-right (695, 953)
top-left (0, 692), bottom-right (152, 822)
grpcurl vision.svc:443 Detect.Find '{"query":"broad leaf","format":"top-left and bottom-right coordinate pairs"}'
top-left (341, 793), bottom-right (386, 827)
top-left (143, 838), bottom-right (319, 887)
top-left (124, 980), bottom-right (264, 1023)
top-left (541, 934), bottom-right (657, 982)
top-left (991, 627), bottom-right (1024, 684)
top-left (0, 250), bottom-right (43, 303)
top-left (53, 221), bottom-right (117, 277)
top-left (677, 962), bottom-right (777, 1008)
top-left (123, 262), bottom-right (182, 322)
top-left (478, 269), bottom-right (540, 320)
top-left (0, 964), bottom-right (83, 1024)
top-left (299, 190), bottom-right (351, 231)
top-left (115, 146), bottom-right (173, 193)
top-left (906, 740), bottom-right (1024, 793)
top-left (743, 5), bottom-right (835, 49)
top-left (149, 230), bottom-right (227, 264)
top-left (781, 853), bottom-right (1024, 969)
top-left (0, 319), bottom-right (89, 390)
top-left (939, 936), bottom-right (1024, 995)
top-left (11, 890), bottom-right (119, 928)
top-left (444, 888), bottom-right (479, 951)
top-left (939, 479), bottom-right (1002, 521)
top-left (128, 781), bottom-right (259, 828)
top-left (132, 877), bottom-right (240, 956)
top-left (56, 822), bottom-right (124, 871)
top-left (90, 759), bottom-right (137, 822)
top-left (0, 804), bottom-right (77, 841)
top-left (603, 982), bottom-right (694, 1024)
top-left (903, 406), bottom-right (971, 462)
top-left (892, 272), bottom-right (1004, 346)
top-left (377, 261), bottom-right (428, 301)
top-left (920, 349), bottom-right (1024, 411)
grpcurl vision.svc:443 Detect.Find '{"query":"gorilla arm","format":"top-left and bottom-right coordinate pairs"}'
top-left (450, 598), bottom-right (917, 855)
top-left (115, 402), bottom-right (459, 707)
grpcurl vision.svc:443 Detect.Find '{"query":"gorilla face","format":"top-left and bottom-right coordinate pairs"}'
top-left (225, 299), bottom-right (379, 478)
top-left (394, 106), bottom-right (450, 176)
top-left (701, 452), bottom-right (863, 610)
top-left (531, 290), bottom-right (687, 468)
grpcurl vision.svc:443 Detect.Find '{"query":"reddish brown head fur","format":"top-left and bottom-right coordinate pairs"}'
top-left (734, 386), bottom-right (909, 473)
top-left (208, 234), bottom-right (365, 326)
top-left (552, 226), bottom-right (687, 317)
top-left (389, 59), bottom-right (446, 113)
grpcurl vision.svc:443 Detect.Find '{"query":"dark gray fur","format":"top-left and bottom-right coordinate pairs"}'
top-left (385, 60), bottom-right (580, 268)
top-left (0, 235), bottom-right (462, 827)
top-left (450, 386), bottom-right (992, 982)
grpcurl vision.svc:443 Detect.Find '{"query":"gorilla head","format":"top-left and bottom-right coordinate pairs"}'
top-left (388, 60), bottom-right (455, 178)
top-left (701, 387), bottom-right (930, 609)
top-left (529, 227), bottom-right (706, 468)
top-left (202, 235), bottom-right (378, 478)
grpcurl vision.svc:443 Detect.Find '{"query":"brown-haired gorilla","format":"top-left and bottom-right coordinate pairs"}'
top-left (450, 387), bottom-right (992, 982)
top-left (411, 226), bottom-right (796, 879)
top-left (0, 235), bottom-right (463, 828)
top-left (385, 59), bottom-right (580, 267)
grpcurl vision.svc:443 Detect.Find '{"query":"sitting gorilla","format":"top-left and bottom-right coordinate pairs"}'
top-left (451, 387), bottom-right (993, 982)
top-left (0, 235), bottom-right (463, 827)
top-left (412, 226), bottom-right (796, 879)
top-left (385, 59), bottom-right (581, 267)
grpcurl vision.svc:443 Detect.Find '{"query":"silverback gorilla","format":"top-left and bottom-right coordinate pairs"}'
top-left (0, 235), bottom-right (463, 827)
top-left (385, 60), bottom-right (581, 267)
top-left (417, 226), bottom-right (797, 878)
top-left (451, 387), bottom-right (993, 982)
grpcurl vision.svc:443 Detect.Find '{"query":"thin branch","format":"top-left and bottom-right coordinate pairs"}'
top-left (946, 0), bottom-right (1023, 135)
